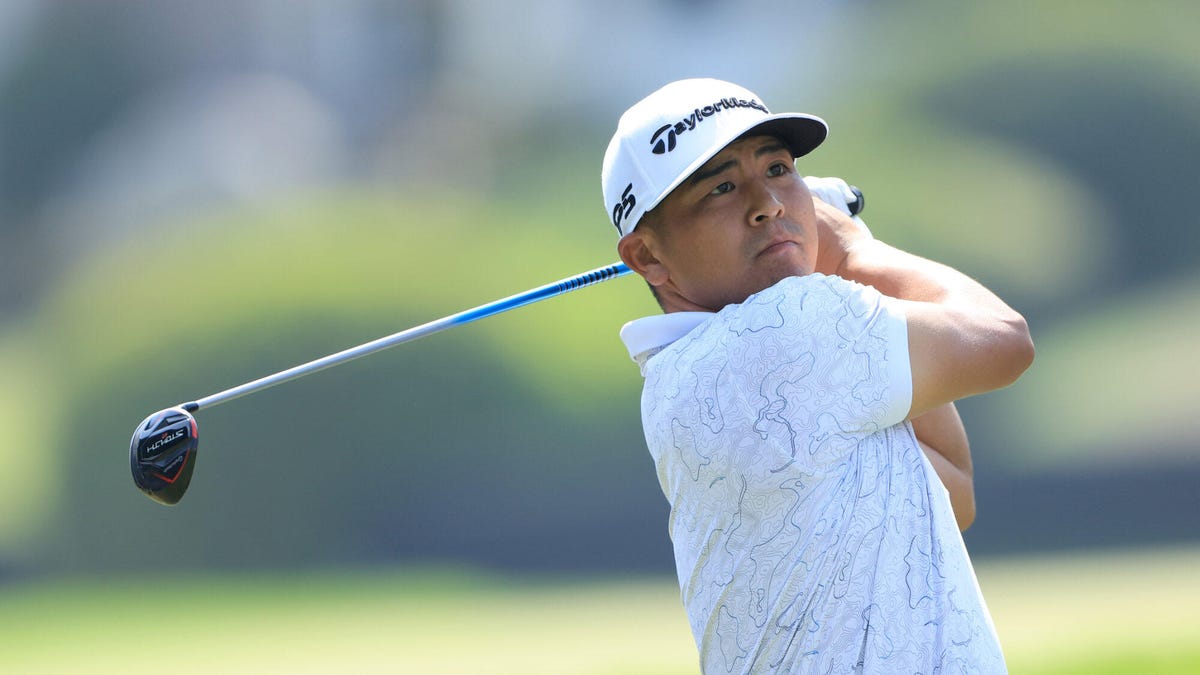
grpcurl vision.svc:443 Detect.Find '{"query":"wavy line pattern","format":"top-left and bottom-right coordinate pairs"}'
top-left (639, 275), bottom-right (1006, 674)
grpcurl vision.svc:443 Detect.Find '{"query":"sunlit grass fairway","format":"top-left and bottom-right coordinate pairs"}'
top-left (979, 546), bottom-right (1200, 675)
top-left (0, 569), bottom-right (698, 675)
top-left (1, 547), bottom-right (1198, 674)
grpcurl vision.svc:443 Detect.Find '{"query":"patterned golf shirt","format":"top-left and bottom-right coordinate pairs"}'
top-left (620, 274), bottom-right (1006, 674)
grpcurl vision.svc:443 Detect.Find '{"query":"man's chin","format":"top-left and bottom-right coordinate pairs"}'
top-left (760, 258), bottom-right (815, 286)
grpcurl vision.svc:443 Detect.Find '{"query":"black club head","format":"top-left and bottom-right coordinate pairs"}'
top-left (130, 407), bottom-right (199, 505)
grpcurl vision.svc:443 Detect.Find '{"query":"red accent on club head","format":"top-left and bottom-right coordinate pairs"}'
top-left (152, 449), bottom-right (190, 484)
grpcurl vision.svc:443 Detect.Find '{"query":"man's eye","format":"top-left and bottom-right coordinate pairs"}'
top-left (767, 162), bottom-right (790, 177)
top-left (710, 182), bottom-right (734, 196)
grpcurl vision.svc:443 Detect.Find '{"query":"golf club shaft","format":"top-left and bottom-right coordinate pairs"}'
top-left (183, 262), bottom-right (632, 412)
top-left (182, 187), bottom-right (864, 414)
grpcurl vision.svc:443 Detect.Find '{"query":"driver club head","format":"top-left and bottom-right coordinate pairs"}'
top-left (130, 407), bottom-right (199, 505)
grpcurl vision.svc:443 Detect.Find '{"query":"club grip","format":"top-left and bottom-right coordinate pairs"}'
top-left (554, 263), bottom-right (628, 293)
top-left (849, 186), bottom-right (865, 216)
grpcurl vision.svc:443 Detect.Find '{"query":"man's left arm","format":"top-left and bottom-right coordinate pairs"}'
top-left (910, 402), bottom-right (975, 531)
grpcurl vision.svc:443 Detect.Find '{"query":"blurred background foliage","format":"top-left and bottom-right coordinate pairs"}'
top-left (0, 0), bottom-right (1197, 671)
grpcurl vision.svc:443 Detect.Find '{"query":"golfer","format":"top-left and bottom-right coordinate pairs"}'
top-left (603, 78), bottom-right (1032, 673)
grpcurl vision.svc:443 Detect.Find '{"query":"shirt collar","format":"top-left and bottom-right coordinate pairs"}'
top-left (619, 311), bottom-right (714, 374)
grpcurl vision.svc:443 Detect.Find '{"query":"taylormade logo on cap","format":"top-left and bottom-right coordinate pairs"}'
top-left (649, 97), bottom-right (770, 155)
top-left (601, 78), bottom-right (828, 237)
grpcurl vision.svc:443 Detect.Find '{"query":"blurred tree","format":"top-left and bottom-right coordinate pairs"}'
top-left (0, 3), bottom-right (155, 218)
top-left (925, 54), bottom-right (1200, 307)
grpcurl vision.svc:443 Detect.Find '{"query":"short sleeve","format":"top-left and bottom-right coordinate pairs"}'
top-left (842, 279), bottom-right (911, 429)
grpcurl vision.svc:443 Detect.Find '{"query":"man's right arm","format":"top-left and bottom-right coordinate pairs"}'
top-left (911, 403), bottom-right (975, 531)
top-left (813, 201), bottom-right (1035, 418)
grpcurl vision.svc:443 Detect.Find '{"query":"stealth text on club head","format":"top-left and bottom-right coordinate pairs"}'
top-left (130, 407), bottom-right (198, 505)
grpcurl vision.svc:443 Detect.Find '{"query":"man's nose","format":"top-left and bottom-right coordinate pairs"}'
top-left (748, 181), bottom-right (785, 226)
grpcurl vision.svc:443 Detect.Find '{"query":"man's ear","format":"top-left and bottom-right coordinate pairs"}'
top-left (617, 230), bottom-right (669, 288)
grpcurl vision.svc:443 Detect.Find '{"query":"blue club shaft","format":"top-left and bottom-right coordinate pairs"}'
top-left (180, 185), bottom-right (864, 413)
top-left (185, 262), bottom-right (632, 413)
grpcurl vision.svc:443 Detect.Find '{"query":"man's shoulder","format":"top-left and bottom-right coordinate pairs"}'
top-left (744, 273), bottom-right (875, 307)
top-left (726, 273), bottom-right (881, 329)
top-left (621, 274), bottom-right (889, 373)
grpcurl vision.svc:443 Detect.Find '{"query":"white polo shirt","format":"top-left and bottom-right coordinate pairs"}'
top-left (621, 274), bottom-right (1006, 674)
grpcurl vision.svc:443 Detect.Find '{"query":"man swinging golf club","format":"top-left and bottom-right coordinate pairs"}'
top-left (605, 78), bottom-right (1033, 673)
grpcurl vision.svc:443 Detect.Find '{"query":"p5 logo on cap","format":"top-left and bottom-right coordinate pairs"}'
top-left (611, 182), bottom-right (637, 232)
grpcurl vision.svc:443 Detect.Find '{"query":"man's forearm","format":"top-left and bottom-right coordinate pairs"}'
top-left (837, 239), bottom-right (1010, 314)
top-left (813, 200), bottom-right (1025, 335)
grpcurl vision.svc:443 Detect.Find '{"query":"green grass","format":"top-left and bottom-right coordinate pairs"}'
top-left (1, 547), bottom-right (1198, 674)
top-left (0, 568), bottom-right (697, 675)
top-left (979, 546), bottom-right (1200, 674)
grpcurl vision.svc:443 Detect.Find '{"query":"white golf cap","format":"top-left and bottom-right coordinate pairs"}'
top-left (601, 78), bottom-right (827, 237)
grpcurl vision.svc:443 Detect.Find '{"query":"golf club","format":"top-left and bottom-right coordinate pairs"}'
top-left (130, 187), bottom-right (864, 505)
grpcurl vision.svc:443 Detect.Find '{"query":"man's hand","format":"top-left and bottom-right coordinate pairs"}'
top-left (812, 198), bottom-right (872, 277)
top-left (803, 176), bottom-right (860, 217)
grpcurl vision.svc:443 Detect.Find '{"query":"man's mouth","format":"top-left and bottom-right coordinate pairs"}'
top-left (758, 238), bottom-right (798, 257)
